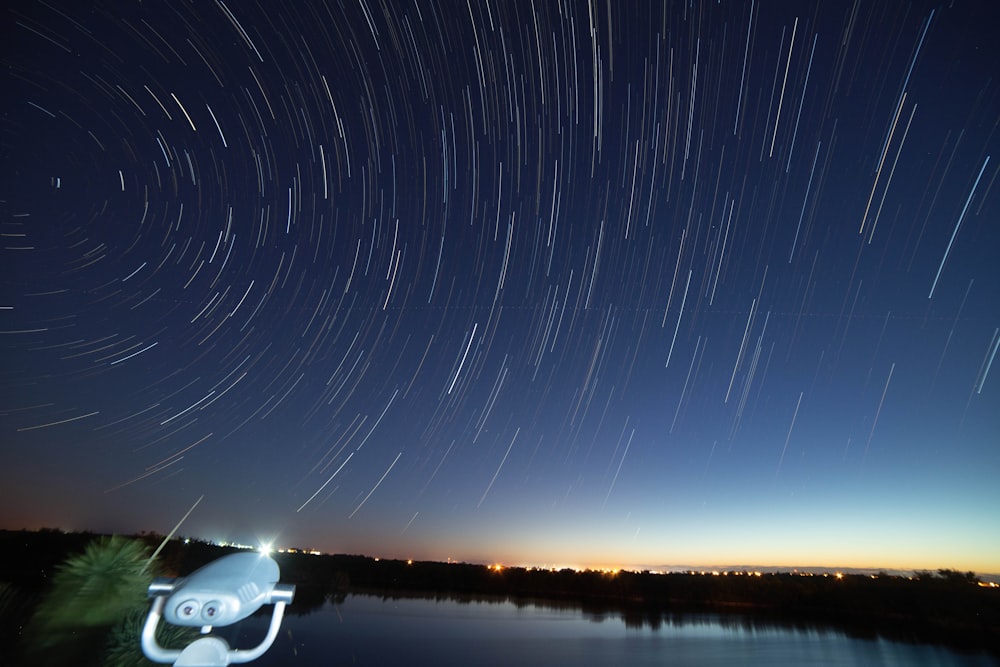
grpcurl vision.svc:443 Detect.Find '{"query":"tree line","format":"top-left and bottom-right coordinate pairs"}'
top-left (1, 529), bottom-right (996, 663)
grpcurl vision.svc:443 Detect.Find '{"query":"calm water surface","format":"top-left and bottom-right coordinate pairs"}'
top-left (232, 594), bottom-right (994, 666)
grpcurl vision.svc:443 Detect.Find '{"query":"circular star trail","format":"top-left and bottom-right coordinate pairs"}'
top-left (2, 0), bottom-right (998, 571)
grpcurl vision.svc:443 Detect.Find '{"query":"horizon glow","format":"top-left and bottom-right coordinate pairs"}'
top-left (1, 0), bottom-right (998, 576)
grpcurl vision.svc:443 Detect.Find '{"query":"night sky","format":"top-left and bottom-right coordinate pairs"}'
top-left (2, 0), bottom-right (998, 573)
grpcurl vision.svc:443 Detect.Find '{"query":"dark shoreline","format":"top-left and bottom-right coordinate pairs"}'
top-left (327, 578), bottom-right (999, 656)
top-left (2, 529), bottom-right (997, 659)
top-left (325, 588), bottom-right (993, 653)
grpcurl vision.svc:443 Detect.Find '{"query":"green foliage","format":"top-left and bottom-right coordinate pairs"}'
top-left (24, 535), bottom-right (156, 664)
top-left (33, 535), bottom-right (150, 632)
top-left (103, 608), bottom-right (197, 667)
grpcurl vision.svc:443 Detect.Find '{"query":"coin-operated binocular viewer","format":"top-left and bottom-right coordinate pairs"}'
top-left (141, 551), bottom-right (295, 666)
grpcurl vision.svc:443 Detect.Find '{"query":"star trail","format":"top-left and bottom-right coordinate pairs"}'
top-left (2, 0), bottom-right (998, 573)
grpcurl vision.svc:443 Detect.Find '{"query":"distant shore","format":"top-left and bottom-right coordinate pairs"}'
top-left (2, 529), bottom-right (997, 658)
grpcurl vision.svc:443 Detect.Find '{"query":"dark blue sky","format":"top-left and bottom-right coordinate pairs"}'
top-left (2, 0), bottom-right (998, 572)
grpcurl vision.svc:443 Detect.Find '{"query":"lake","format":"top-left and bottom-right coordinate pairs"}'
top-left (229, 594), bottom-right (995, 666)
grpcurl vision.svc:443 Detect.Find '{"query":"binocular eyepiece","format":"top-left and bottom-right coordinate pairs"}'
top-left (141, 551), bottom-right (295, 665)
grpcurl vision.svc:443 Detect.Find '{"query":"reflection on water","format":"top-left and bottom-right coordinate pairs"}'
top-left (230, 594), bottom-right (994, 666)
